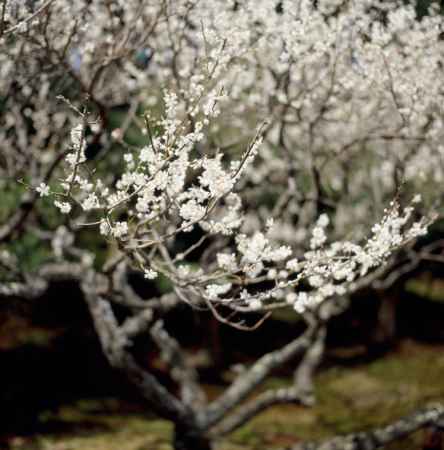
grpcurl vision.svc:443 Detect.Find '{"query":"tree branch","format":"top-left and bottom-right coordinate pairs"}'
top-left (294, 326), bottom-right (326, 400)
top-left (198, 322), bottom-right (317, 429)
top-left (150, 319), bottom-right (207, 409)
top-left (80, 269), bottom-right (195, 426)
top-left (2, 0), bottom-right (57, 37)
top-left (212, 387), bottom-right (309, 437)
top-left (0, 261), bottom-right (87, 299)
top-left (292, 404), bottom-right (444, 450)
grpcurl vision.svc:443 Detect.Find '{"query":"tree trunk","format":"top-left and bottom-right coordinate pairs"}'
top-left (370, 290), bottom-right (398, 351)
top-left (173, 425), bottom-right (213, 450)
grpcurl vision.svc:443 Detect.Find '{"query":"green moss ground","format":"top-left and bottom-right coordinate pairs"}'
top-left (5, 340), bottom-right (444, 450)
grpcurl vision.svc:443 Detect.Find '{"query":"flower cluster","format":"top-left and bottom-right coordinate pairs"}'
top-left (3, 0), bottom-right (440, 316)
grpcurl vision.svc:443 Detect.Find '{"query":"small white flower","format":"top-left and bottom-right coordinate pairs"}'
top-left (310, 226), bottom-right (327, 249)
top-left (317, 214), bottom-right (330, 228)
top-left (249, 299), bottom-right (262, 310)
top-left (217, 253), bottom-right (238, 272)
top-left (412, 194), bottom-right (422, 204)
top-left (267, 268), bottom-right (277, 279)
top-left (112, 221), bottom-right (128, 238)
top-left (144, 268), bottom-right (158, 280)
top-left (71, 124), bottom-right (83, 148)
top-left (206, 283), bottom-right (232, 299)
top-left (266, 218), bottom-right (274, 230)
top-left (111, 128), bottom-right (123, 141)
top-left (294, 292), bottom-right (310, 314)
top-left (81, 193), bottom-right (100, 211)
top-left (54, 201), bottom-right (72, 214)
top-left (286, 258), bottom-right (300, 272)
top-left (286, 292), bottom-right (297, 304)
top-left (177, 265), bottom-right (191, 278)
top-left (100, 220), bottom-right (111, 236)
top-left (36, 182), bottom-right (50, 197)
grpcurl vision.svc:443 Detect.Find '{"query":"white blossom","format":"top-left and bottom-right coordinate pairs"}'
top-left (36, 182), bottom-right (50, 197)
top-left (19, 0), bottom-right (438, 318)
top-left (144, 268), bottom-right (158, 280)
top-left (206, 283), bottom-right (232, 300)
top-left (54, 201), bottom-right (72, 214)
top-left (112, 221), bottom-right (129, 238)
top-left (217, 253), bottom-right (238, 272)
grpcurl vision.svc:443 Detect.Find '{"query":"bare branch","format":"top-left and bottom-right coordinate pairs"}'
top-left (198, 323), bottom-right (317, 429)
top-left (212, 387), bottom-right (309, 437)
top-left (2, 0), bottom-right (57, 37)
top-left (294, 326), bottom-right (326, 399)
top-left (292, 404), bottom-right (444, 450)
top-left (151, 319), bottom-right (207, 409)
top-left (81, 269), bottom-right (194, 426)
top-left (0, 261), bottom-right (87, 300)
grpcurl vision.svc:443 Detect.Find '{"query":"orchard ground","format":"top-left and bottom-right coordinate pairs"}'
top-left (3, 339), bottom-right (444, 450)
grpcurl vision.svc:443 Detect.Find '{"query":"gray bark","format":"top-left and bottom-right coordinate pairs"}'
top-left (292, 404), bottom-right (444, 450)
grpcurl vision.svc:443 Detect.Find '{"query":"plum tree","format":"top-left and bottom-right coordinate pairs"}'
top-left (2, 1), bottom-right (444, 449)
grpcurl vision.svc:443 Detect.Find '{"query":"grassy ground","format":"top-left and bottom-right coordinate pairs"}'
top-left (4, 340), bottom-right (444, 450)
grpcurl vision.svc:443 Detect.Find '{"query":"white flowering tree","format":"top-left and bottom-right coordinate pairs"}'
top-left (2, 0), bottom-right (444, 449)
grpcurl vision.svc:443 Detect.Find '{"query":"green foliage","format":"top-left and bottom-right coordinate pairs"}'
top-left (8, 231), bottom-right (52, 273)
top-left (0, 181), bottom-right (25, 224)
